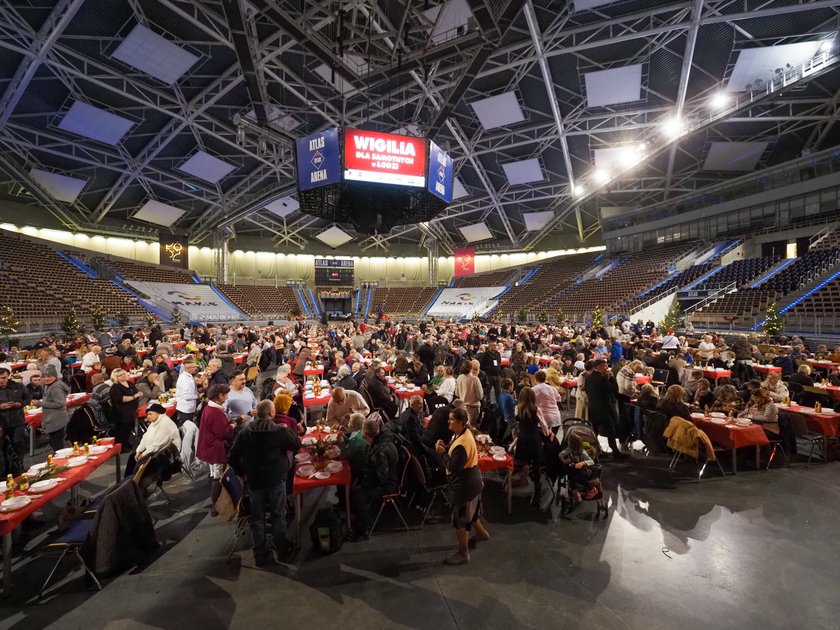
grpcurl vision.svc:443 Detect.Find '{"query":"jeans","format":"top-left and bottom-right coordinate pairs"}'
top-left (248, 482), bottom-right (288, 554)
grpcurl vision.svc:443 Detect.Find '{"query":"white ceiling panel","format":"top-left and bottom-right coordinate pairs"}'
top-left (178, 151), bottom-right (236, 183)
top-left (574, 0), bottom-right (620, 9)
top-left (264, 196), bottom-right (300, 218)
top-left (470, 92), bottom-right (525, 130)
top-left (585, 64), bottom-right (643, 107)
top-left (133, 200), bottom-right (186, 227)
top-left (315, 225), bottom-right (354, 248)
top-left (245, 105), bottom-right (300, 132)
top-left (57, 101), bottom-right (133, 145)
top-left (422, 0), bottom-right (473, 45)
top-left (501, 158), bottom-right (544, 185)
top-left (314, 54), bottom-right (366, 95)
top-left (459, 222), bottom-right (493, 243)
top-left (522, 211), bottom-right (554, 232)
top-left (112, 24), bottom-right (198, 85)
top-left (726, 42), bottom-right (822, 91)
top-left (702, 141), bottom-right (769, 171)
top-left (29, 168), bottom-right (87, 202)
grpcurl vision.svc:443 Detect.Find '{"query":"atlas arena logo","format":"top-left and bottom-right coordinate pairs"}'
top-left (457, 293), bottom-right (474, 301)
top-left (169, 290), bottom-right (202, 301)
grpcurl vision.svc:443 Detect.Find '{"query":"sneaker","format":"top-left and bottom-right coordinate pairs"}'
top-left (444, 552), bottom-right (470, 565)
top-left (583, 487), bottom-right (600, 500)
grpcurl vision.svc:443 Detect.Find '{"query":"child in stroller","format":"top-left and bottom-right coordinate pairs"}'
top-left (557, 418), bottom-right (607, 517)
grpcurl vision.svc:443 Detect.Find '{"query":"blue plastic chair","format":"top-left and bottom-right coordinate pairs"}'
top-left (38, 518), bottom-right (101, 600)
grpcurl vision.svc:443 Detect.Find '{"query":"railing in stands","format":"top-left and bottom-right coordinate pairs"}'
top-left (809, 222), bottom-right (839, 248)
top-left (685, 282), bottom-right (737, 314)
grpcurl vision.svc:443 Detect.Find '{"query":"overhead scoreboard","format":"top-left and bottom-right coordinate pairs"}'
top-left (314, 258), bottom-right (354, 285)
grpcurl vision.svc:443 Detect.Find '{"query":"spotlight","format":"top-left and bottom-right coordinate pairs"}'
top-left (572, 183), bottom-right (586, 196)
top-left (709, 92), bottom-right (729, 109)
top-left (593, 169), bottom-right (610, 184)
top-left (662, 117), bottom-right (685, 138)
top-left (821, 40), bottom-right (833, 52)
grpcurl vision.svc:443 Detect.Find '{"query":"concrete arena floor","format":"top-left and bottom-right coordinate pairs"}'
top-left (1, 449), bottom-right (839, 630)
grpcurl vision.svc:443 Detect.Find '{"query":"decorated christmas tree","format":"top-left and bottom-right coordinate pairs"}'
top-left (171, 307), bottom-right (183, 326)
top-left (61, 308), bottom-right (80, 336)
top-left (0, 305), bottom-right (20, 344)
top-left (659, 300), bottom-right (682, 331)
top-left (537, 312), bottom-right (548, 324)
top-left (763, 302), bottom-right (784, 336)
top-left (555, 307), bottom-right (566, 325)
top-left (90, 306), bottom-right (105, 332)
top-left (145, 311), bottom-right (157, 327)
top-left (591, 305), bottom-right (604, 329)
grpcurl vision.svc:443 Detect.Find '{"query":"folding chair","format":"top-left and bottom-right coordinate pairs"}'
top-left (219, 466), bottom-right (251, 561)
top-left (668, 436), bottom-right (727, 482)
top-left (405, 453), bottom-right (451, 528)
top-left (369, 446), bottom-right (411, 536)
top-left (38, 515), bottom-right (101, 600)
top-left (789, 412), bottom-right (833, 467)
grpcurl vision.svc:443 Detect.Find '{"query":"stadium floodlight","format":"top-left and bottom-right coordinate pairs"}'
top-left (572, 183), bottom-right (586, 197)
top-left (821, 40), bottom-right (833, 52)
top-left (710, 92), bottom-right (729, 109)
top-left (662, 117), bottom-right (685, 139)
top-left (593, 169), bottom-right (610, 184)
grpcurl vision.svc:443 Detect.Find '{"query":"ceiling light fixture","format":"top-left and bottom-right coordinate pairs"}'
top-left (662, 117), bottom-right (685, 139)
top-left (821, 40), bottom-right (833, 52)
top-left (572, 183), bottom-right (586, 196)
top-left (593, 169), bottom-right (610, 184)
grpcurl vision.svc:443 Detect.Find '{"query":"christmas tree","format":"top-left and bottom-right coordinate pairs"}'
top-left (537, 312), bottom-right (548, 324)
top-left (659, 300), bottom-right (682, 331)
top-left (90, 306), bottom-right (105, 332)
top-left (555, 307), bottom-right (566, 325)
top-left (763, 302), bottom-right (784, 336)
top-left (171, 307), bottom-right (183, 326)
top-left (0, 306), bottom-right (20, 344)
top-left (145, 311), bottom-right (157, 327)
top-left (591, 305), bottom-right (604, 329)
top-left (61, 308), bottom-right (80, 336)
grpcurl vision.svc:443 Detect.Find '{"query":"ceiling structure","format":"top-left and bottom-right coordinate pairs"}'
top-left (1, 0), bottom-right (840, 256)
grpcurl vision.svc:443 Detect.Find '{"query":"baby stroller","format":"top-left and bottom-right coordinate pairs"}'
top-left (555, 418), bottom-right (608, 520)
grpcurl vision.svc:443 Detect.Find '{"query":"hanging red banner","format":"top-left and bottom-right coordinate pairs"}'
top-left (454, 248), bottom-right (475, 277)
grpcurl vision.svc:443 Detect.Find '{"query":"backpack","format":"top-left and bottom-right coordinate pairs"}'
top-left (309, 507), bottom-right (345, 553)
top-left (66, 404), bottom-right (97, 444)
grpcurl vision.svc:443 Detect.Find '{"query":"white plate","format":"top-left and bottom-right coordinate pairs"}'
top-left (325, 447), bottom-right (341, 459)
top-left (295, 452), bottom-right (312, 463)
top-left (28, 479), bottom-right (58, 493)
top-left (325, 461), bottom-right (343, 473)
top-left (492, 454), bottom-right (507, 461)
top-left (490, 445), bottom-right (506, 454)
top-left (735, 420), bottom-right (752, 426)
top-left (27, 462), bottom-right (47, 475)
top-left (690, 412), bottom-right (705, 419)
top-left (54, 448), bottom-right (74, 458)
top-left (822, 409), bottom-right (837, 415)
top-left (710, 418), bottom-right (727, 425)
top-left (314, 471), bottom-right (331, 480)
top-left (297, 464), bottom-right (315, 477)
top-left (67, 456), bottom-right (88, 467)
top-left (301, 436), bottom-right (317, 446)
top-left (304, 393), bottom-right (315, 398)
top-left (0, 496), bottom-right (31, 511)
top-left (88, 445), bottom-right (109, 455)
top-left (710, 412), bottom-right (726, 418)
top-left (475, 434), bottom-right (491, 443)
top-left (0, 481), bottom-right (5, 492)
top-left (99, 437), bottom-right (115, 444)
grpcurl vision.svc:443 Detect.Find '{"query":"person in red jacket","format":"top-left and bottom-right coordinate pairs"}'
top-left (197, 383), bottom-right (234, 516)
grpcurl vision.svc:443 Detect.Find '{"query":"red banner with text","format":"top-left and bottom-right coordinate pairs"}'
top-left (454, 248), bottom-right (475, 277)
top-left (343, 128), bottom-right (426, 187)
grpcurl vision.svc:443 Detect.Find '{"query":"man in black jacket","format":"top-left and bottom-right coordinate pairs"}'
top-left (396, 395), bottom-right (425, 456)
top-left (407, 356), bottom-right (430, 387)
top-left (229, 400), bottom-right (302, 565)
top-left (0, 367), bottom-right (31, 461)
top-left (349, 417), bottom-right (400, 539)
top-left (416, 338), bottom-right (436, 375)
top-left (583, 359), bottom-right (627, 460)
top-left (479, 341), bottom-right (502, 405)
top-left (364, 367), bottom-right (398, 419)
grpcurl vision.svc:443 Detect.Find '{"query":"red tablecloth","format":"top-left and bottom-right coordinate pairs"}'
top-left (233, 353), bottom-right (248, 365)
top-left (538, 356), bottom-right (552, 365)
top-left (807, 360), bottom-right (839, 370)
top-left (823, 386), bottom-right (840, 402)
top-left (173, 341), bottom-right (187, 348)
top-left (171, 357), bottom-right (188, 365)
top-left (785, 405), bottom-right (840, 437)
top-left (693, 417), bottom-right (769, 449)
top-left (755, 365), bottom-right (782, 374)
top-left (0, 443), bottom-right (121, 536)
top-left (636, 375), bottom-right (651, 385)
top-left (703, 369), bottom-right (731, 380)
top-left (25, 393), bottom-right (91, 429)
top-left (388, 383), bottom-right (426, 400)
top-left (562, 379), bottom-right (578, 389)
top-left (478, 452), bottom-right (514, 472)
top-left (10, 362), bottom-right (27, 371)
top-left (294, 430), bottom-right (351, 496)
top-left (500, 358), bottom-right (510, 366)
top-left (303, 390), bottom-right (331, 407)
top-left (304, 366), bottom-right (325, 377)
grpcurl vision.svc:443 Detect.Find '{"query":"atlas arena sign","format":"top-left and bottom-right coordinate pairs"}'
top-left (343, 128), bottom-right (426, 188)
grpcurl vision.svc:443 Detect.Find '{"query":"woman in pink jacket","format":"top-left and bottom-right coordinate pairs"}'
top-left (197, 383), bottom-right (233, 516)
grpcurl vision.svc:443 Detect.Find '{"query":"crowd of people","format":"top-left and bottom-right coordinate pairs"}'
top-left (0, 316), bottom-right (838, 565)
